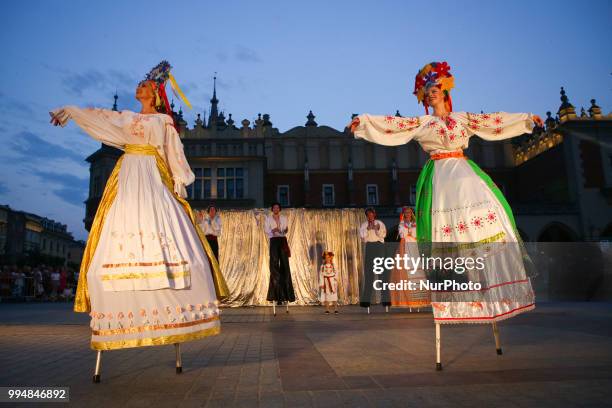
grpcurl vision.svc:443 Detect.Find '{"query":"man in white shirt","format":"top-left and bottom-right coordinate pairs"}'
top-left (359, 208), bottom-right (388, 309)
top-left (264, 202), bottom-right (295, 312)
top-left (199, 204), bottom-right (222, 262)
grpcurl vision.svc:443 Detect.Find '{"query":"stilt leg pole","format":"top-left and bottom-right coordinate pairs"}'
top-left (385, 306), bottom-right (389, 313)
top-left (435, 323), bottom-right (442, 371)
top-left (93, 350), bottom-right (102, 383)
top-left (272, 302), bottom-right (276, 316)
top-left (492, 322), bottom-right (502, 355)
top-left (286, 302), bottom-right (289, 314)
top-left (175, 343), bottom-right (183, 374)
top-left (367, 306), bottom-right (370, 314)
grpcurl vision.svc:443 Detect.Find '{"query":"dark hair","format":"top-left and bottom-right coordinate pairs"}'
top-left (207, 204), bottom-right (217, 212)
top-left (271, 202), bottom-right (282, 211)
top-left (322, 251), bottom-right (334, 259)
top-left (365, 207), bottom-right (376, 216)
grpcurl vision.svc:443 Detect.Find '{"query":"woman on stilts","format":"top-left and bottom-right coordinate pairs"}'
top-left (350, 61), bottom-right (542, 369)
top-left (264, 202), bottom-right (295, 315)
top-left (50, 61), bottom-right (228, 381)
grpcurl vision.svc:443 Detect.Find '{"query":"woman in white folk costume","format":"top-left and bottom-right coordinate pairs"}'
top-left (390, 207), bottom-right (431, 310)
top-left (199, 204), bottom-right (222, 262)
top-left (319, 251), bottom-right (339, 314)
top-left (264, 202), bottom-right (295, 315)
top-left (350, 62), bottom-right (543, 368)
top-left (50, 61), bottom-right (229, 379)
top-left (358, 208), bottom-right (388, 311)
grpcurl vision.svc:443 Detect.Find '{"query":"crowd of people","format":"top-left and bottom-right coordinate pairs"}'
top-left (0, 264), bottom-right (78, 301)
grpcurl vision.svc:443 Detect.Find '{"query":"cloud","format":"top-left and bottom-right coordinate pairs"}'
top-left (47, 173), bottom-right (88, 207)
top-left (0, 92), bottom-right (36, 117)
top-left (61, 70), bottom-right (107, 97)
top-left (10, 131), bottom-right (84, 162)
top-left (61, 68), bottom-right (139, 98)
top-left (215, 51), bottom-right (229, 63)
top-left (234, 45), bottom-right (261, 63)
top-left (0, 181), bottom-right (8, 196)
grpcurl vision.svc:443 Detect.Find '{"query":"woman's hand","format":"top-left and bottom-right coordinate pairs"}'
top-left (49, 108), bottom-right (69, 126)
top-left (532, 114), bottom-right (544, 128)
top-left (50, 110), bottom-right (63, 126)
top-left (348, 117), bottom-right (360, 132)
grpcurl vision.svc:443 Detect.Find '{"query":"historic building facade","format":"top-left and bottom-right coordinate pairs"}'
top-left (83, 82), bottom-right (611, 242)
top-left (0, 204), bottom-right (85, 265)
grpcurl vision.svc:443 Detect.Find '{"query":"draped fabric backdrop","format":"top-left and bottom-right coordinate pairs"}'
top-left (199, 209), bottom-right (367, 306)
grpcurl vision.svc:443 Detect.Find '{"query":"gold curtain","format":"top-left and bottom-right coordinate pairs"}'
top-left (205, 208), bottom-right (367, 306)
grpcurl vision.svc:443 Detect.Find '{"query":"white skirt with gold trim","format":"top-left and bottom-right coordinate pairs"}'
top-left (87, 154), bottom-right (220, 350)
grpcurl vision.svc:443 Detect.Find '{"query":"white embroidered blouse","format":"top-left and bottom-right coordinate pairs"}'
top-left (51, 107), bottom-right (194, 197)
top-left (354, 112), bottom-right (535, 154)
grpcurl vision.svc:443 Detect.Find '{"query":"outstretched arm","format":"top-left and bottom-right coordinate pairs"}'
top-left (50, 106), bottom-right (127, 148)
top-left (350, 114), bottom-right (425, 146)
top-left (458, 112), bottom-right (543, 141)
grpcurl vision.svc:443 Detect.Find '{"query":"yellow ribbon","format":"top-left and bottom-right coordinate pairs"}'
top-left (168, 72), bottom-right (192, 109)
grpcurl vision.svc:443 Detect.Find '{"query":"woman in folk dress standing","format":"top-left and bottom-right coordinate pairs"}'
top-left (390, 207), bottom-right (430, 310)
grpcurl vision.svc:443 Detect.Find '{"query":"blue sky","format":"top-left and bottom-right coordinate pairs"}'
top-left (1, 0), bottom-right (610, 240)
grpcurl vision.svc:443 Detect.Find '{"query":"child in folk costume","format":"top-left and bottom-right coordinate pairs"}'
top-left (390, 207), bottom-right (431, 309)
top-left (319, 251), bottom-right (339, 314)
top-left (50, 61), bottom-right (228, 354)
top-left (350, 61), bottom-right (542, 326)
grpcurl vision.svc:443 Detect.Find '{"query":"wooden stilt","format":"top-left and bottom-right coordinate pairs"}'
top-left (492, 322), bottom-right (502, 355)
top-left (367, 306), bottom-right (370, 314)
top-left (93, 350), bottom-right (102, 383)
top-left (385, 306), bottom-right (389, 313)
top-left (272, 302), bottom-right (276, 316)
top-left (435, 323), bottom-right (442, 371)
top-left (175, 343), bottom-right (183, 374)
top-left (286, 302), bottom-right (289, 314)
top-left (409, 307), bottom-right (412, 313)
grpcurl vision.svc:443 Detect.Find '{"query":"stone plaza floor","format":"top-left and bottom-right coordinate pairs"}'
top-left (0, 301), bottom-right (611, 407)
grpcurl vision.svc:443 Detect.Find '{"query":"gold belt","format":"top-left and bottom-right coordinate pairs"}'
top-left (124, 144), bottom-right (157, 155)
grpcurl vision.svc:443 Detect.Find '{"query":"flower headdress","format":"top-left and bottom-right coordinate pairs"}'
top-left (322, 251), bottom-right (334, 259)
top-left (139, 60), bottom-right (192, 128)
top-left (413, 61), bottom-right (454, 114)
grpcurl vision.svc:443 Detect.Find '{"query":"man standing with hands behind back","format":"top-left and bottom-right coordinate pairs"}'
top-left (264, 202), bottom-right (295, 315)
top-left (359, 208), bottom-right (388, 311)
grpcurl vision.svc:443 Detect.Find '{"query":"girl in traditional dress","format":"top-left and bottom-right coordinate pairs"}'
top-left (350, 61), bottom-right (543, 325)
top-left (50, 61), bottom-right (228, 352)
top-left (319, 251), bottom-right (339, 314)
top-left (390, 207), bottom-right (431, 309)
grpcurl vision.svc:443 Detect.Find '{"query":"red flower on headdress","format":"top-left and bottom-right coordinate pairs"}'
top-left (433, 62), bottom-right (451, 77)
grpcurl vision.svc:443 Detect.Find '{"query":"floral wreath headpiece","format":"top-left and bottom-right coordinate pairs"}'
top-left (322, 251), bottom-right (335, 258)
top-left (139, 60), bottom-right (192, 128)
top-left (413, 61), bottom-right (454, 114)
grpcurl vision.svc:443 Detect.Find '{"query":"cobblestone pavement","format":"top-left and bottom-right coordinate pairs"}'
top-left (1, 302), bottom-right (611, 407)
